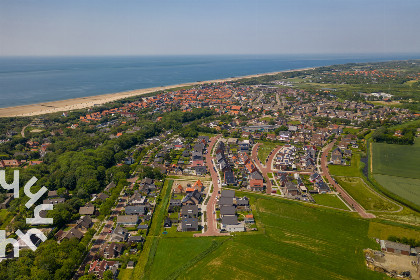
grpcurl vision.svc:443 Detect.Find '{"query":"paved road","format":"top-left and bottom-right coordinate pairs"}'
top-left (195, 135), bottom-right (229, 237)
top-left (320, 140), bottom-right (375, 219)
top-left (251, 143), bottom-right (282, 194)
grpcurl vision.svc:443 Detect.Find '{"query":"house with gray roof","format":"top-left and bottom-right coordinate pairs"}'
top-left (221, 216), bottom-right (245, 232)
top-left (116, 215), bottom-right (139, 227)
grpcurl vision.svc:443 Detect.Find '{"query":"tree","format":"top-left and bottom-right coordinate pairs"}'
top-left (103, 270), bottom-right (114, 280)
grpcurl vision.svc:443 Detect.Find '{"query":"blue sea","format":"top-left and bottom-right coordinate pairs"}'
top-left (0, 54), bottom-right (419, 108)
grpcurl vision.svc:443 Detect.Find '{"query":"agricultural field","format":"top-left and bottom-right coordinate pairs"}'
top-left (368, 221), bottom-right (420, 241)
top-left (371, 141), bottom-right (420, 207)
top-left (334, 177), bottom-right (399, 212)
top-left (311, 194), bottom-right (349, 210)
top-left (372, 141), bottom-right (420, 179)
top-left (144, 193), bottom-right (391, 280)
top-left (374, 174), bottom-right (420, 207)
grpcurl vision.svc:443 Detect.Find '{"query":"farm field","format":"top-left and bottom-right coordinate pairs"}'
top-left (371, 141), bottom-right (420, 207)
top-left (334, 177), bottom-right (399, 211)
top-left (312, 194), bottom-right (349, 210)
top-left (145, 193), bottom-right (389, 280)
top-left (373, 174), bottom-right (420, 207)
top-left (372, 141), bottom-right (420, 179)
top-left (368, 221), bottom-right (420, 241)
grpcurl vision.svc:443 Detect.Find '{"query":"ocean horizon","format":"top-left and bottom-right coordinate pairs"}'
top-left (0, 54), bottom-right (419, 109)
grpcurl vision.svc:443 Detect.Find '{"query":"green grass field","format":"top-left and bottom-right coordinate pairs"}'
top-left (145, 193), bottom-right (390, 280)
top-left (368, 221), bottom-right (420, 241)
top-left (257, 142), bottom-right (279, 164)
top-left (334, 177), bottom-right (399, 211)
top-left (371, 141), bottom-right (420, 207)
top-left (372, 141), bottom-right (420, 179)
top-left (328, 153), bottom-right (362, 177)
top-left (129, 180), bottom-right (174, 280)
top-left (312, 194), bottom-right (349, 210)
top-left (373, 174), bottom-right (420, 207)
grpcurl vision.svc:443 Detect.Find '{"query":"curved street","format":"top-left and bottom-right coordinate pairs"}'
top-left (320, 140), bottom-right (375, 219)
top-left (195, 135), bottom-right (229, 237)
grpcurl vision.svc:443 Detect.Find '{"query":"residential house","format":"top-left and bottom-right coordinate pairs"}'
top-left (180, 205), bottom-right (199, 218)
top-left (221, 216), bottom-right (245, 232)
top-left (125, 205), bottom-right (147, 215)
top-left (181, 217), bottom-right (199, 232)
top-left (76, 216), bottom-right (93, 231)
top-left (101, 243), bottom-right (124, 259)
top-left (116, 215), bottom-right (139, 227)
top-left (89, 260), bottom-right (119, 279)
top-left (111, 226), bottom-right (129, 242)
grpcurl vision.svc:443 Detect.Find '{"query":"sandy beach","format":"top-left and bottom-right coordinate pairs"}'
top-left (0, 67), bottom-right (313, 118)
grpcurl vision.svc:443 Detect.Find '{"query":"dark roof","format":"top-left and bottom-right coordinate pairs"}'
top-left (220, 206), bottom-right (236, 216)
top-left (218, 197), bottom-right (233, 206)
top-left (181, 217), bottom-right (198, 231)
top-left (250, 171), bottom-right (264, 180)
top-left (222, 216), bottom-right (238, 225)
top-left (224, 170), bottom-right (236, 185)
top-left (125, 206), bottom-right (147, 215)
top-left (221, 189), bottom-right (235, 198)
top-left (236, 197), bottom-right (249, 206)
top-left (181, 205), bottom-right (199, 217)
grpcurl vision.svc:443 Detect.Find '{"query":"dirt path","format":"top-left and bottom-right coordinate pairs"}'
top-left (321, 140), bottom-right (375, 219)
top-left (21, 125), bottom-right (28, 138)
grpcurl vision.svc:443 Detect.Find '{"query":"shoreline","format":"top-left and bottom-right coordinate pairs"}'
top-left (0, 67), bottom-right (313, 118)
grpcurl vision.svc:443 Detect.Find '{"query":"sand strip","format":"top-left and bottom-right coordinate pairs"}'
top-left (0, 67), bottom-right (313, 118)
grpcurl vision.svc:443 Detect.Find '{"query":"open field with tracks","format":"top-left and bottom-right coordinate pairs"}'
top-left (372, 141), bottom-right (420, 207)
top-left (143, 193), bottom-right (391, 280)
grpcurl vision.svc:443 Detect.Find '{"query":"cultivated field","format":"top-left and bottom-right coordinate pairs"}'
top-left (372, 141), bottom-right (420, 179)
top-left (372, 141), bottom-right (420, 207)
top-left (145, 193), bottom-right (389, 280)
top-left (374, 174), bottom-right (420, 206)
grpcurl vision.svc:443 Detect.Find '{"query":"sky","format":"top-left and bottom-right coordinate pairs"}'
top-left (0, 0), bottom-right (419, 56)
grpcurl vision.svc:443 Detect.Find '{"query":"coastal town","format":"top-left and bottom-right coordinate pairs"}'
top-left (0, 61), bottom-right (420, 280)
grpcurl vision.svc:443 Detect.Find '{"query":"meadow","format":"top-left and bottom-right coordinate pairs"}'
top-left (311, 194), bottom-right (349, 210)
top-left (334, 176), bottom-right (398, 211)
top-left (371, 141), bottom-right (420, 207)
top-left (257, 142), bottom-right (279, 164)
top-left (373, 174), bottom-right (420, 207)
top-left (372, 141), bottom-right (420, 179)
top-left (144, 193), bottom-right (390, 280)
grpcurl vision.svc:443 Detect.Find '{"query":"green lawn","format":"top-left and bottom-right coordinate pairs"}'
top-left (312, 194), bottom-right (349, 210)
top-left (257, 142), bottom-right (279, 164)
top-left (149, 237), bottom-right (222, 280)
top-left (373, 174), bottom-right (420, 207)
top-left (144, 193), bottom-right (394, 280)
top-left (372, 141), bottom-right (420, 180)
top-left (328, 153), bottom-right (362, 177)
top-left (334, 177), bottom-right (399, 211)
